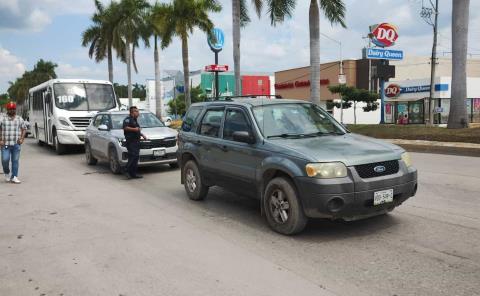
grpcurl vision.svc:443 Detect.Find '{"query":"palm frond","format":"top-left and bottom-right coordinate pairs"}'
top-left (320, 0), bottom-right (346, 28)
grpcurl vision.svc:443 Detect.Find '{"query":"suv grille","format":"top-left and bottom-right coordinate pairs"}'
top-left (140, 137), bottom-right (176, 149)
top-left (354, 160), bottom-right (399, 179)
top-left (69, 117), bottom-right (92, 129)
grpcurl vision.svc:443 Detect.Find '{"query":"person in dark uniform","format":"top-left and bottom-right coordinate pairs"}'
top-left (123, 106), bottom-right (147, 179)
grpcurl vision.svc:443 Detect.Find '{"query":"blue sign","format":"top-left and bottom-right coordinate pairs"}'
top-left (401, 84), bottom-right (449, 94)
top-left (208, 28), bottom-right (225, 52)
top-left (366, 48), bottom-right (404, 60)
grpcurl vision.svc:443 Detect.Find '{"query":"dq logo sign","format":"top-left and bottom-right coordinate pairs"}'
top-left (370, 23), bottom-right (399, 48)
top-left (385, 84), bottom-right (401, 98)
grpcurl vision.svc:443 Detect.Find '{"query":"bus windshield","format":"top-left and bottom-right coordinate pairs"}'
top-left (53, 83), bottom-right (116, 111)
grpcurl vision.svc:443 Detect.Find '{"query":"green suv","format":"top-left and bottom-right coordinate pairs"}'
top-left (177, 98), bottom-right (417, 235)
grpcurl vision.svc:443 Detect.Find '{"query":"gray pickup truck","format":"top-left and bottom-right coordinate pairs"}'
top-left (177, 98), bottom-right (417, 235)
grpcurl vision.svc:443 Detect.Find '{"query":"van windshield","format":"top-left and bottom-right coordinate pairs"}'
top-left (53, 83), bottom-right (116, 111)
top-left (252, 103), bottom-right (346, 138)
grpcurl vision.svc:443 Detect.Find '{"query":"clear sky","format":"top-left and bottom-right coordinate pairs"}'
top-left (0, 0), bottom-right (479, 92)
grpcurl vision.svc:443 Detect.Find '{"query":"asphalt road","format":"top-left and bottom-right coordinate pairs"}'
top-left (1, 139), bottom-right (479, 296)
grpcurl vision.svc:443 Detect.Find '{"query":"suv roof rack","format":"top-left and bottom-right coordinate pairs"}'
top-left (206, 95), bottom-right (282, 101)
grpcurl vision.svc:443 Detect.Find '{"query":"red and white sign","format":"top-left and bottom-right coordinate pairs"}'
top-left (385, 83), bottom-right (401, 98)
top-left (205, 64), bottom-right (229, 72)
top-left (274, 79), bottom-right (330, 90)
top-left (371, 23), bottom-right (399, 48)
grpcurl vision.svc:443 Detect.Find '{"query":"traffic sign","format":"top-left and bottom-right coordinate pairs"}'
top-left (207, 28), bottom-right (225, 52)
top-left (205, 64), bottom-right (229, 72)
top-left (366, 48), bottom-right (404, 60)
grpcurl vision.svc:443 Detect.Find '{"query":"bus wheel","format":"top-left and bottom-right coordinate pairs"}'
top-left (35, 126), bottom-right (44, 146)
top-left (53, 130), bottom-right (67, 155)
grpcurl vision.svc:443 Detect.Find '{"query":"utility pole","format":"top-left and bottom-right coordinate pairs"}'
top-left (421, 0), bottom-right (439, 126)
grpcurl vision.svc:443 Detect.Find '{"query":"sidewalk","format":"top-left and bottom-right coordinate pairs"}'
top-left (386, 139), bottom-right (480, 157)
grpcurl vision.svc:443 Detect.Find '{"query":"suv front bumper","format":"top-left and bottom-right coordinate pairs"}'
top-left (294, 164), bottom-right (417, 220)
top-left (118, 145), bottom-right (178, 166)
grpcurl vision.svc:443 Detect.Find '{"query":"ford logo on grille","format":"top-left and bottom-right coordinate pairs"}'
top-left (374, 165), bottom-right (386, 173)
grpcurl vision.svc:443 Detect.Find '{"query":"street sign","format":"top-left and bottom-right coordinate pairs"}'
top-left (338, 74), bottom-right (346, 84)
top-left (369, 23), bottom-right (399, 48)
top-left (205, 64), bottom-right (229, 72)
top-left (434, 107), bottom-right (444, 113)
top-left (366, 48), bottom-right (404, 60)
top-left (207, 28), bottom-right (225, 52)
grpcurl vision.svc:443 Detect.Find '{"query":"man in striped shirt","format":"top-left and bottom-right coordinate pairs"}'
top-left (0, 102), bottom-right (26, 184)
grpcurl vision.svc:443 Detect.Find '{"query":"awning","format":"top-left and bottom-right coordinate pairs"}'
top-left (385, 97), bottom-right (425, 102)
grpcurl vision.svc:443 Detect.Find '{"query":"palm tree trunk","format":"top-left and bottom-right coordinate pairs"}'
top-left (107, 45), bottom-right (114, 83)
top-left (154, 35), bottom-right (163, 119)
top-left (182, 36), bottom-right (191, 108)
top-left (126, 42), bottom-right (133, 107)
top-left (232, 0), bottom-right (241, 96)
top-left (448, 0), bottom-right (470, 128)
top-left (309, 0), bottom-right (320, 105)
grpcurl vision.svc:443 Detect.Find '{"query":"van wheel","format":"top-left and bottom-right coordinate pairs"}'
top-left (53, 131), bottom-right (67, 155)
top-left (85, 142), bottom-right (97, 165)
top-left (109, 147), bottom-right (121, 174)
top-left (183, 160), bottom-right (208, 201)
top-left (264, 177), bottom-right (307, 235)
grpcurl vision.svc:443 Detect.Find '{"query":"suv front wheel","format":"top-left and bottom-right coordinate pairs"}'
top-left (183, 160), bottom-right (209, 201)
top-left (264, 177), bottom-right (307, 235)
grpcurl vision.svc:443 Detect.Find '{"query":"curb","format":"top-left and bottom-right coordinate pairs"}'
top-left (385, 139), bottom-right (480, 157)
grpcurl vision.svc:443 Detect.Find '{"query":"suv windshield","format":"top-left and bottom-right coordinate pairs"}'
top-left (111, 113), bottom-right (165, 129)
top-left (53, 83), bottom-right (116, 111)
top-left (252, 103), bottom-right (346, 138)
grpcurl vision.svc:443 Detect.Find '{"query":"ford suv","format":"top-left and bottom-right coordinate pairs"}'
top-left (85, 111), bottom-right (178, 174)
top-left (177, 98), bottom-right (417, 235)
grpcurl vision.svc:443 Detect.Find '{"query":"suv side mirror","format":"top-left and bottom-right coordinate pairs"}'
top-left (98, 124), bottom-right (109, 131)
top-left (232, 131), bottom-right (255, 144)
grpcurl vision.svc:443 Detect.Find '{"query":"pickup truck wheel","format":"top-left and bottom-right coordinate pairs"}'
top-left (183, 160), bottom-right (208, 201)
top-left (109, 147), bottom-right (121, 174)
top-left (264, 177), bottom-right (307, 235)
top-left (85, 142), bottom-right (98, 165)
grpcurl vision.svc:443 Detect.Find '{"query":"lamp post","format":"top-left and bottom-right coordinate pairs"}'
top-left (321, 33), bottom-right (344, 122)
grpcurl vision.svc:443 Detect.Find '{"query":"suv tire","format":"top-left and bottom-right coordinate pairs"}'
top-left (85, 142), bottom-right (98, 165)
top-left (109, 147), bottom-right (121, 174)
top-left (183, 160), bottom-right (208, 201)
top-left (264, 177), bottom-right (307, 235)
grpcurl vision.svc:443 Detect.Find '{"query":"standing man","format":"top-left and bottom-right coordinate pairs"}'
top-left (0, 102), bottom-right (27, 184)
top-left (123, 106), bottom-right (146, 179)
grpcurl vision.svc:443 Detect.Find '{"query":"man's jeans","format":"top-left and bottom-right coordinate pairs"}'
top-left (1, 144), bottom-right (21, 178)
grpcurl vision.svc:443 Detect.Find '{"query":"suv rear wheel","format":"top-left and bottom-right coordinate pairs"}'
top-left (264, 177), bottom-right (307, 235)
top-left (183, 160), bottom-right (208, 201)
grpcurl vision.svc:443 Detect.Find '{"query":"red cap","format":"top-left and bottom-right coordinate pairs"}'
top-left (6, 101), bottom-right (16, 110)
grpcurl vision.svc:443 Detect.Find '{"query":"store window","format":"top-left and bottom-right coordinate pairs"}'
top-left (440, 99), bottom-right (450, 124)
top-left (473, 98), bottom-right (480, 123)
top-left (409, 101), bottom-right (424, 124)
top-left (396, 103), bottom-right (408, 124)
top-left (385, 103), bottom-right (394, 123)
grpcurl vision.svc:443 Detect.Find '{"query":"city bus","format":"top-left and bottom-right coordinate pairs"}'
top-left (29, 79), bottom-right (119, 154)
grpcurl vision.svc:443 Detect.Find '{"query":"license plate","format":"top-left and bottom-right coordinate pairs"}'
top-left (373, 189), bottom-right (394, 206)
top-left (153, 149), bottom-right (165, 157)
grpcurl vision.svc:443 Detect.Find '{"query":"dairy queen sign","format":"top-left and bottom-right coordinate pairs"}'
top-left (370, 23), bottom-right (399, 48)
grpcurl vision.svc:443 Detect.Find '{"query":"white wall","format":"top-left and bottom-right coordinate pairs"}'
top-left (332, 100), bottom-right (381, 124)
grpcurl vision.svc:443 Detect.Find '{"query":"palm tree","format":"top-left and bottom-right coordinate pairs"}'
top-left (82, 0), bottom-right (122, 83)
top-left (152, 0), bottom-right (221, 108)
top-left (232, 0), bottom-right (296, 96)
top-left (115, 0), bottom-right (151, 107)
top-left (147, 3), bottom-right (164, 119)
top-left (448, 0), bottom-right (470, 129)
top-left (309, 0), bottom-right (346, 105)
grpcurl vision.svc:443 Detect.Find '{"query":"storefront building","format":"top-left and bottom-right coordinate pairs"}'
top-left (384, 77), bottom-right (480, 124)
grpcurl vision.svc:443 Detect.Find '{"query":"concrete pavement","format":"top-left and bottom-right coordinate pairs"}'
top-left (1, 139), bottom-right (479, 296)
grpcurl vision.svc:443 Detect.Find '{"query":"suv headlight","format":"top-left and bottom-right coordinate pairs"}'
top-left (118, 138), bottom-right (126, 147)
top-left (305, 162), bottom-right (348, 178)
top-left (401, 152), bottom-right (412, 167)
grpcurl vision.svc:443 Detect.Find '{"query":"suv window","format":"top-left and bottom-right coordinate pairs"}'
top-left (199, 109), bottom-right (224, 138)
top-left (182, 106), bottom-right (202, 132)
top-left (93, 115), bottom-right (102, 127)
top-left (223, 109), bottom-right (251, 141)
